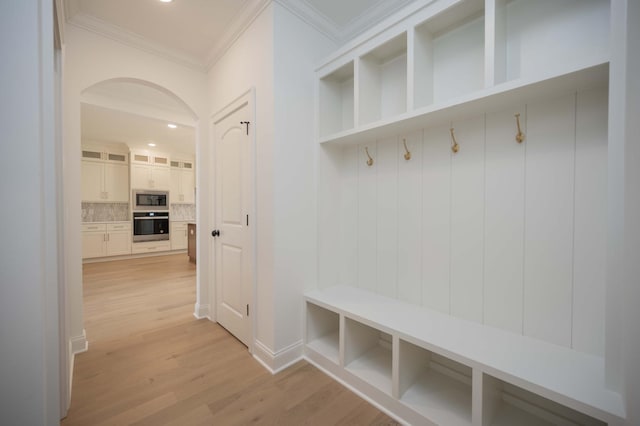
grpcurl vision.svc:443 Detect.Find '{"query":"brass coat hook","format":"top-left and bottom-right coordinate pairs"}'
top-left (450, 128), bottom-right (460, 153)
top-left (402, 139), bottom-right (411, 160)
top-left (515, 113), bottom-right (525, 143)
top-left (365, 146), bottom-right (374, 166)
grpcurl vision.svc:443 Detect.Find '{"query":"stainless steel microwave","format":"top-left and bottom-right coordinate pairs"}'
top-left (132, 189), bottom-right (169, 211)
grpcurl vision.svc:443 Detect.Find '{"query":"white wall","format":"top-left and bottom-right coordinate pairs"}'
top-left (63, 23), bottom-right (209, 376)
top-left (272, 3), bottom-right (337, 354)
top-left (319, 88), bottom-right (608, 356)
top-left (0, 0), bottom-right (61, 423)
top-left (607, 0), bottom-right (640, 424)
top-left (207, 3), bottom-right (276, 353)
top-left (207, 3), bottom-right (335, 370)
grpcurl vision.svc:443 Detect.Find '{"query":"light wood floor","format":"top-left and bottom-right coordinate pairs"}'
top-left (62, 254), bottom-right (398, 425)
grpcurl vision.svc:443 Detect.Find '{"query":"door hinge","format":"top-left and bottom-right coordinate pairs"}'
top-left (246, 304), bottom-right (249, 316)
top-left (246, 214), bottom-right (249, 226)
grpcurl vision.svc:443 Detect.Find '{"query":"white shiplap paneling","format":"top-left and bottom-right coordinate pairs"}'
top-left (523, 93), bottom-right (576, 347)
top-left (397, 131), bottom-right (423, 304)
top-left (421, 124), bottom-right (452, 314)
top-left (450, 115), bottom-right (485, 323)
top-left (377, 137), bottom-right (399, 298)
top-left (483, 105), bottom-right (526, 333)
top-left (358, 142), bottom-right (378, 292)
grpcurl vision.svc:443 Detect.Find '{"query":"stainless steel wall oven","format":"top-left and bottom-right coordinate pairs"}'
top-left (133, 211), bottom-right (169, 242)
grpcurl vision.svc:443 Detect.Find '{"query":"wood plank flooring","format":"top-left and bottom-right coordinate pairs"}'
top-left (62, 254), bottom-right (398, 425)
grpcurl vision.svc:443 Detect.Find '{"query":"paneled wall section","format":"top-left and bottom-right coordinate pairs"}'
top-left (325, 87), bottom-right (607, 356)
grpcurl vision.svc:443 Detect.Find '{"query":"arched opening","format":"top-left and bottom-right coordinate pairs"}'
top-left (74, 77), bottom-right (201, 353)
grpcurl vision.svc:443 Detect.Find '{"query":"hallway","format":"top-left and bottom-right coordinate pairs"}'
top-left (62, 254), bottom-right (397, 425)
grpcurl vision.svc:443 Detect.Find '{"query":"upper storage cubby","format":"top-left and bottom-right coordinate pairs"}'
top-left (319, 61), bottom-right (355, 137)
top-left (491, 0), bottom-right (610, 85)
top-left (414, 0), bottom-right (485, 108)
top-left (359, 33), bottom-right (408, 125)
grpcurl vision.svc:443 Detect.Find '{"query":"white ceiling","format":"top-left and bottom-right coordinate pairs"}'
top-left (82, 103), bottom-right (196, 157)
top-left (68, 0), bottom-right (416, 158)
top-left (64, 0), bottom-right (415, 70)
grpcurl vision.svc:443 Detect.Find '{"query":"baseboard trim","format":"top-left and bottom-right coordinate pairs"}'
top-left (252, 339), bottom-right (304, 374)
top-left (193, 303), bottom-right (211, 320)
top-left (82, 250), bottom-right (187, 264)
top-left (67, 330), bottom-right (88, 410)
top-left (70, 329), bottom-right (88, 354)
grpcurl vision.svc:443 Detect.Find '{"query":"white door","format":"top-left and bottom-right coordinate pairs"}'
top-left (213, 97), bottom-right (253, 347)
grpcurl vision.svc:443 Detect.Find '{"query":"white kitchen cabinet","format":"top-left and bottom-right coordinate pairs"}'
top-left (82, 222), bottom-right (132, 259)
top-left (131, 240), bottom-right (171, 254)
top-left (170, 221), bottom-right (189, 250)
top-left (131, 163), bottom-right (170, 191)
top-left (81, 148), bottom-right (129, 202)
top-left (170, 160), bottom-right (195, 204)
top-left (81, 224), bottom-right (107, 258)
top-left (105, 223), bottom-right (131, 256)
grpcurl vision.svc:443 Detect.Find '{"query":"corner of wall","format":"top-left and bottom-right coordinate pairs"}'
top-left (252, 339), bottom-right (304, 374)
top-left (193, 302), bottom-right (212, 320)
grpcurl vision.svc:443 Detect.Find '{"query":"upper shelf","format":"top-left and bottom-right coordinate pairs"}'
top-left (319, 61), bottom-right (608, 146)
top-left (316, 0), bottom-right (611, 145)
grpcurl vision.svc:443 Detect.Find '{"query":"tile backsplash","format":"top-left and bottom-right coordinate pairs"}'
top-left (82, 203), bottom-right (129, 222)
top-left (171, 204), bottom-right (196, 221)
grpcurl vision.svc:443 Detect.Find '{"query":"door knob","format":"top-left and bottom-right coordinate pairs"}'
top-left (211, 229), bottom-right (220, 237)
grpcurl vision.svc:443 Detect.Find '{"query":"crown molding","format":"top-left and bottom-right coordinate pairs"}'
top-left (339, 0), bottom-right (415, 42)
top-left (205, 0), bottom-right (273, 70)
top-left (275, 0), bottom-right (415, 44)
top-left (67, 12), bottom-right (207, 72)
top-left (274, 0), bottom-right (341, 43)
top-left (63, 0), bottom-right (274, 73)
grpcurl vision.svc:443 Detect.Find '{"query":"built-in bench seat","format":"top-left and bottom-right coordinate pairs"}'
top-left (304, 286), bottom-right (625, 425)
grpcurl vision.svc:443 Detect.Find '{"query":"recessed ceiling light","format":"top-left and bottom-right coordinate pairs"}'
top-left (167, 123), bottom-right (177, 129)
top-left (159, 0), bottom-right (173, 3)
top-left (148, 143), bottom-right (156, 147)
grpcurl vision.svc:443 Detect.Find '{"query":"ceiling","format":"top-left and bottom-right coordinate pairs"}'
top-left (68, 0), bottom-right (416, 157)
top-left (64, 0), bottom-right (416, 70)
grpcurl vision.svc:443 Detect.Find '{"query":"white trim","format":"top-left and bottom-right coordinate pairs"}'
top-left (275, 0), bottom-right (415, 45)
top-left (205, 0), bottom-right (272, 69)
top-left (64, 0), bottom-right (272, 73)
top-left (274, 0), bottom-right (341, 43)
top-left (67, 12), bottom-right (205, 72)
top-left (253, 339), bottom-right (304, 374)
top-left (193, 303), bottom-right (212, 320)
top-left (70, 329), bottom-right (88, 354)
top-left (81, 250), bottom-right (186, 264)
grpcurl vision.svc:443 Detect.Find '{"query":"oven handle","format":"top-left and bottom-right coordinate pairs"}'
top-left (134, 216), bottom-right (169, 220)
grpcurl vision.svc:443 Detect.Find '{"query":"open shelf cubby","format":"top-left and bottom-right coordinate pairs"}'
top-left (319, 61), bottom-right (355, 137)
top-left (414, 0), bottom-right (485, 109)
top-left (358, 32), bottom-right (408, 125)
top-left (399, 339), bottom-right (473, 426)
top-left (492, 0), bottom-right (610, 85)
top-left (305, 302), bottom-right (340, 364)
top-left (482, 374), bottom-right (606, 426)
top-left (344, 318), bottom-right (393, 395)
